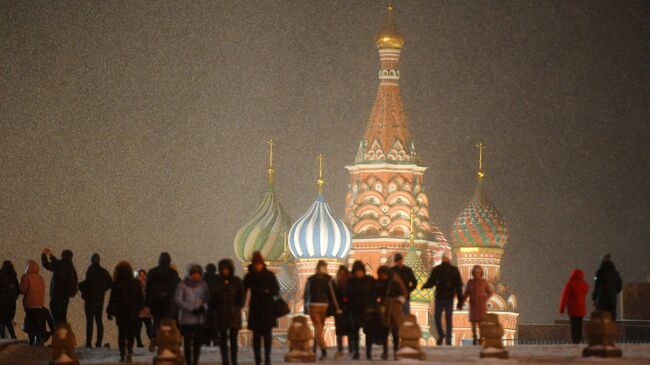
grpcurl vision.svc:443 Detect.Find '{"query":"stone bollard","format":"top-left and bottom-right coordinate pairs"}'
top-left (396, 314), bottom-right (426, 360)
top-left (50, 323), bottom-right (79, 365)
top-left (583, 310), bottom-right (622, 358)
top-left (153, 319), bottom-right (185, 365)
top-left (479, 314), bottom-right (509, 359)
top-left (284, 316), bottom-right (316, 362)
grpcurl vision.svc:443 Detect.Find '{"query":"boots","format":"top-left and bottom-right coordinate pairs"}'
top-left (320, 349), bottom-right (327, 360)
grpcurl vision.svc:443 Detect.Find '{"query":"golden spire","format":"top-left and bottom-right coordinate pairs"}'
top-left (409, 209), bottom-right (416, 245)
top-left (376, 0), bottom-right (404, 49)
top-left (476, 142), bottom-right (485, 182)
top-left (317, 154), bottom-right (325, 195)
top-left (267, 138), bottom-right (275, 187)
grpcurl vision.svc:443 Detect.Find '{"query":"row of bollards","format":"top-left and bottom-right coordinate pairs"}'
top-left (48, 310), bottom-right (623, 364)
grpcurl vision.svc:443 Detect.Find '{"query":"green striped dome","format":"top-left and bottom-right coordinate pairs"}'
top-left (234, 188), bottom-right (293, 262)
top-left (404, 244), bottom-right (434, 303)
top-left (451, 182), bottom-right (508, 249)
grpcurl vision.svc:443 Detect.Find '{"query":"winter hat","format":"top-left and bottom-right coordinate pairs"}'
top-left (62, 250), bottom-right (73, 260)
top-left (394, 253), bottom-right (404, 262)
top-left (377, 265), bottom-right (391, 277)
top-left (251, 251), bottom-right (265, 265)
top-left (188, 264), bottom-right (203, 275)
top-left (205, 263), bottom-right (217, 275)
top-left (352, 260), bottom-right (365, 274)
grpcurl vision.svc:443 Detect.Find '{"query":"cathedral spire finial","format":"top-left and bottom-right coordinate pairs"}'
top-left (267, 138), bottom-right (275, 187)
top-left (376, 0), bottom-right (404, 49)
top-left (317, 154), bottom-right (325, 195)
top-left (409, 209), bottom-right (416, 245)
top-left (476, 142), bottom-right (485, 182)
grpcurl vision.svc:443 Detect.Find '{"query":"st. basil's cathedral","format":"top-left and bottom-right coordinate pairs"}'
top-left (233, 1), bottom-right (518, 347)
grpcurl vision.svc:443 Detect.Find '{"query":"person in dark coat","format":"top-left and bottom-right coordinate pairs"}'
top-left (243, 252), bottom-right (280, 365)
top-left (203, 263), bottom-right (219, 347)
top-left (422, 255), bottom-right (463, 346)
top-left (146, 252), bottom-right (180, 350)
top-left (107, 261), bottom-right (145, 363)
top-left (41, 247), bottom-right (79, 325)
top-left (79, 253), bottom-right (113, 348)
top-left (333, 265), bottom-right (350, 359)
top-left (391, 253), bottom-right (417, 315)
top-left (0, 261), bottom-right (20, 339)
top-left (303, 260), bottom-right (334, 360)
top-left (135, 269), bottom-right (153, 348)
top-left (592, 254), bottom-right (622, 321)
top-left (373, 266), bottom-right (407, 360)
top-left (211, 259), bottom-right (244, 365)
top-left (559, 268), bottom-right (589, 343)
top-left (345, 260), bottom-right (375, 360)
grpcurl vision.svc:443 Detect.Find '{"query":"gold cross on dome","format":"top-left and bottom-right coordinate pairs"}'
top-left (476, 142), bottom-right (485, 181)
top-left (267, 139), bottom-right (275, 186)
top-left (317, 154), bottom-right (325, 194)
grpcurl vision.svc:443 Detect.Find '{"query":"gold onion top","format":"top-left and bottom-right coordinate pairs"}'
top-left (376, 1), bottom-right (404, 49)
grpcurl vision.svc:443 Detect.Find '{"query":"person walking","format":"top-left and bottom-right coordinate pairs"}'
top-left (422, 255), bottom-right (464, 346)
top-left (135, 269), bottom-right (153, 348)
top-left (41, 247), bottom-right (78, 324)
top-left (462, 265), bottom-right (492, 345)
top-left (345, 260), bottom-right (375, 360)
top-left (0, 261), bottom-right (20, 339)
top-left (203, 263), bottom-right (219, 347)
top-left (175, 264), bottom-right (210, 365)
top-left (374, 266), bottom-right (407, 360)
top-left (146, 252), bottom-right (180, 350)
top-left (79, 253), bottom-right (113, 348)
top-left (19, 260), bottom-right (47, 345)
top-left (333, 265), bottom-right (350, 360)
top-left (107, 261), bottom-right (145, 363)
top-left (559, 268), bottom-right (589, 344)
top-left (211, 259), bottom-right (244, 365)
top-left (243, 252), bottom-right (280, 365)
top-left (391, 253), bottom-right (417, 315)
top-left (592, 254), bottom-right (622, 321)
top-left (304, 260), bottom-right (334, 360)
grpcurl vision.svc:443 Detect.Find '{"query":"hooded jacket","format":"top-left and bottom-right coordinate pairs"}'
top-left (210, 259), bottom-right (244, 330)
top-left (175, 277), bottom-right (210, 326)
top-left (592, 261), bottom-right (622, 307)
top-left (243, 264), bottom-right (279, 331)
top-left (559, 269), bottom-right (589, 317)
top-left (0, 264), bottom-right (20, 320)
top-left (19, 260), bottom-right (46, 309)
top-left (146, 254), bottom-right (180, 303)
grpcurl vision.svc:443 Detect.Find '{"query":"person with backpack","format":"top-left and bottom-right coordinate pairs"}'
top-left (41, 247), bottom-right (78, 324)
top-left (79, 253), bottom-right (113, 348)
top-left (559, 268), bottom-right (589, 343)
top-left (146, 252), bottom-right (180, 350)
top-left (243, 252), bottom-right (280, 365)
top-left (422, 255), bottom-right (464, 346)
top-left (303, 260), bottom-right (335, 360)
top-left (211, 259), bottom-right (244, 365)
top-left (107, 261), bottom-right (145, 363)
top-left (0, 260), bottom-right (20, 339)
top-left (592, 254), bottom-right (623, 321)
top-left (19, 260), bottom-right (47, 345)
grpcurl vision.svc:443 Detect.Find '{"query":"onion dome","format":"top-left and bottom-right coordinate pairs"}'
top-left (376, 1), bottom-right (404, 49)
top-left (450, 143), bottom-right (508, 248)
top-left (404, 213), bottom-right (434, 302)
top-left (288, 154), bottom-right (352, 259)
top-left (234, 139), bottom-right (293, 262)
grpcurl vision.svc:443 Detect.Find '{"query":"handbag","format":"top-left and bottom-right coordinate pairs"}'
top-left (273, 296), bottom-right (290, 318)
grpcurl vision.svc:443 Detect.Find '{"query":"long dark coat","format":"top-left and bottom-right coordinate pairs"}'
top-left (592, 261), bottom-right (622, 310)
top-left (210, 274), bottom-right (244, 330)
top-left (243, 265), bottom-right (279, 331)
top-left (0, 270), bottom-right (19, 322)
top-left (345, 275), bottom-right (375, 331)
top-left (108, 278), bottom-right (145, 326)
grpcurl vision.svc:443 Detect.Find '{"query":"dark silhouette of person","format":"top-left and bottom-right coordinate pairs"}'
top-left (41, 247), bottom-right (78, 325)
top-left (592, 254), bottom-right (623, 321)
top-left (0, 260), bottom-right (20, 339)
top-left (391, 253), bottom-right (417, 315)
top-left (79, 253), bottom-right (112, 348)
top-left (145, 252), bottom-right (180, 351)
top-left (107, 261), bottom-right (145, 363)
top-left (422, 255), bottom-right (464, 346)
top-left (212, 259), bottom-right (244, 365)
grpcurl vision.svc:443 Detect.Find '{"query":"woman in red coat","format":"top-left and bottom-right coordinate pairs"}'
top-left (463, 265), bottom-right (492, 345)
top-left (559, 269), bottom-right (589, 343)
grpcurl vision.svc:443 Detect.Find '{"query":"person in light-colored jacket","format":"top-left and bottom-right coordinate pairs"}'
top-left (175, 264), bottom-right (209, 365)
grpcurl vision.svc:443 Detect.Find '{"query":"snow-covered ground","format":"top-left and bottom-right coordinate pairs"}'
top-left (1, 343), bottom-right (650, 365)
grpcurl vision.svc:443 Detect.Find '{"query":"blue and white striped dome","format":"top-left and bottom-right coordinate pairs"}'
top-left (289, 195), bottom-right (352, 259)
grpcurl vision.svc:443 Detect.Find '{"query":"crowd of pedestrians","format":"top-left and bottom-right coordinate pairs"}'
top-left (0, 248), bottom-right (624, 364)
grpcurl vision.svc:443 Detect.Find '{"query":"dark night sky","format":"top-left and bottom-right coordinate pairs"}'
top-left (1, 0), bottom-right (649, 328)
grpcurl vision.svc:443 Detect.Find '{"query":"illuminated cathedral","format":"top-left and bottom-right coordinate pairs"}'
top-left (233, 1), bottom-right (517, 347)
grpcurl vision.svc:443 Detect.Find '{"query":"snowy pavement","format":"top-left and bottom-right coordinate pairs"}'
top-left (1, 343), bottom-right (650, 365)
